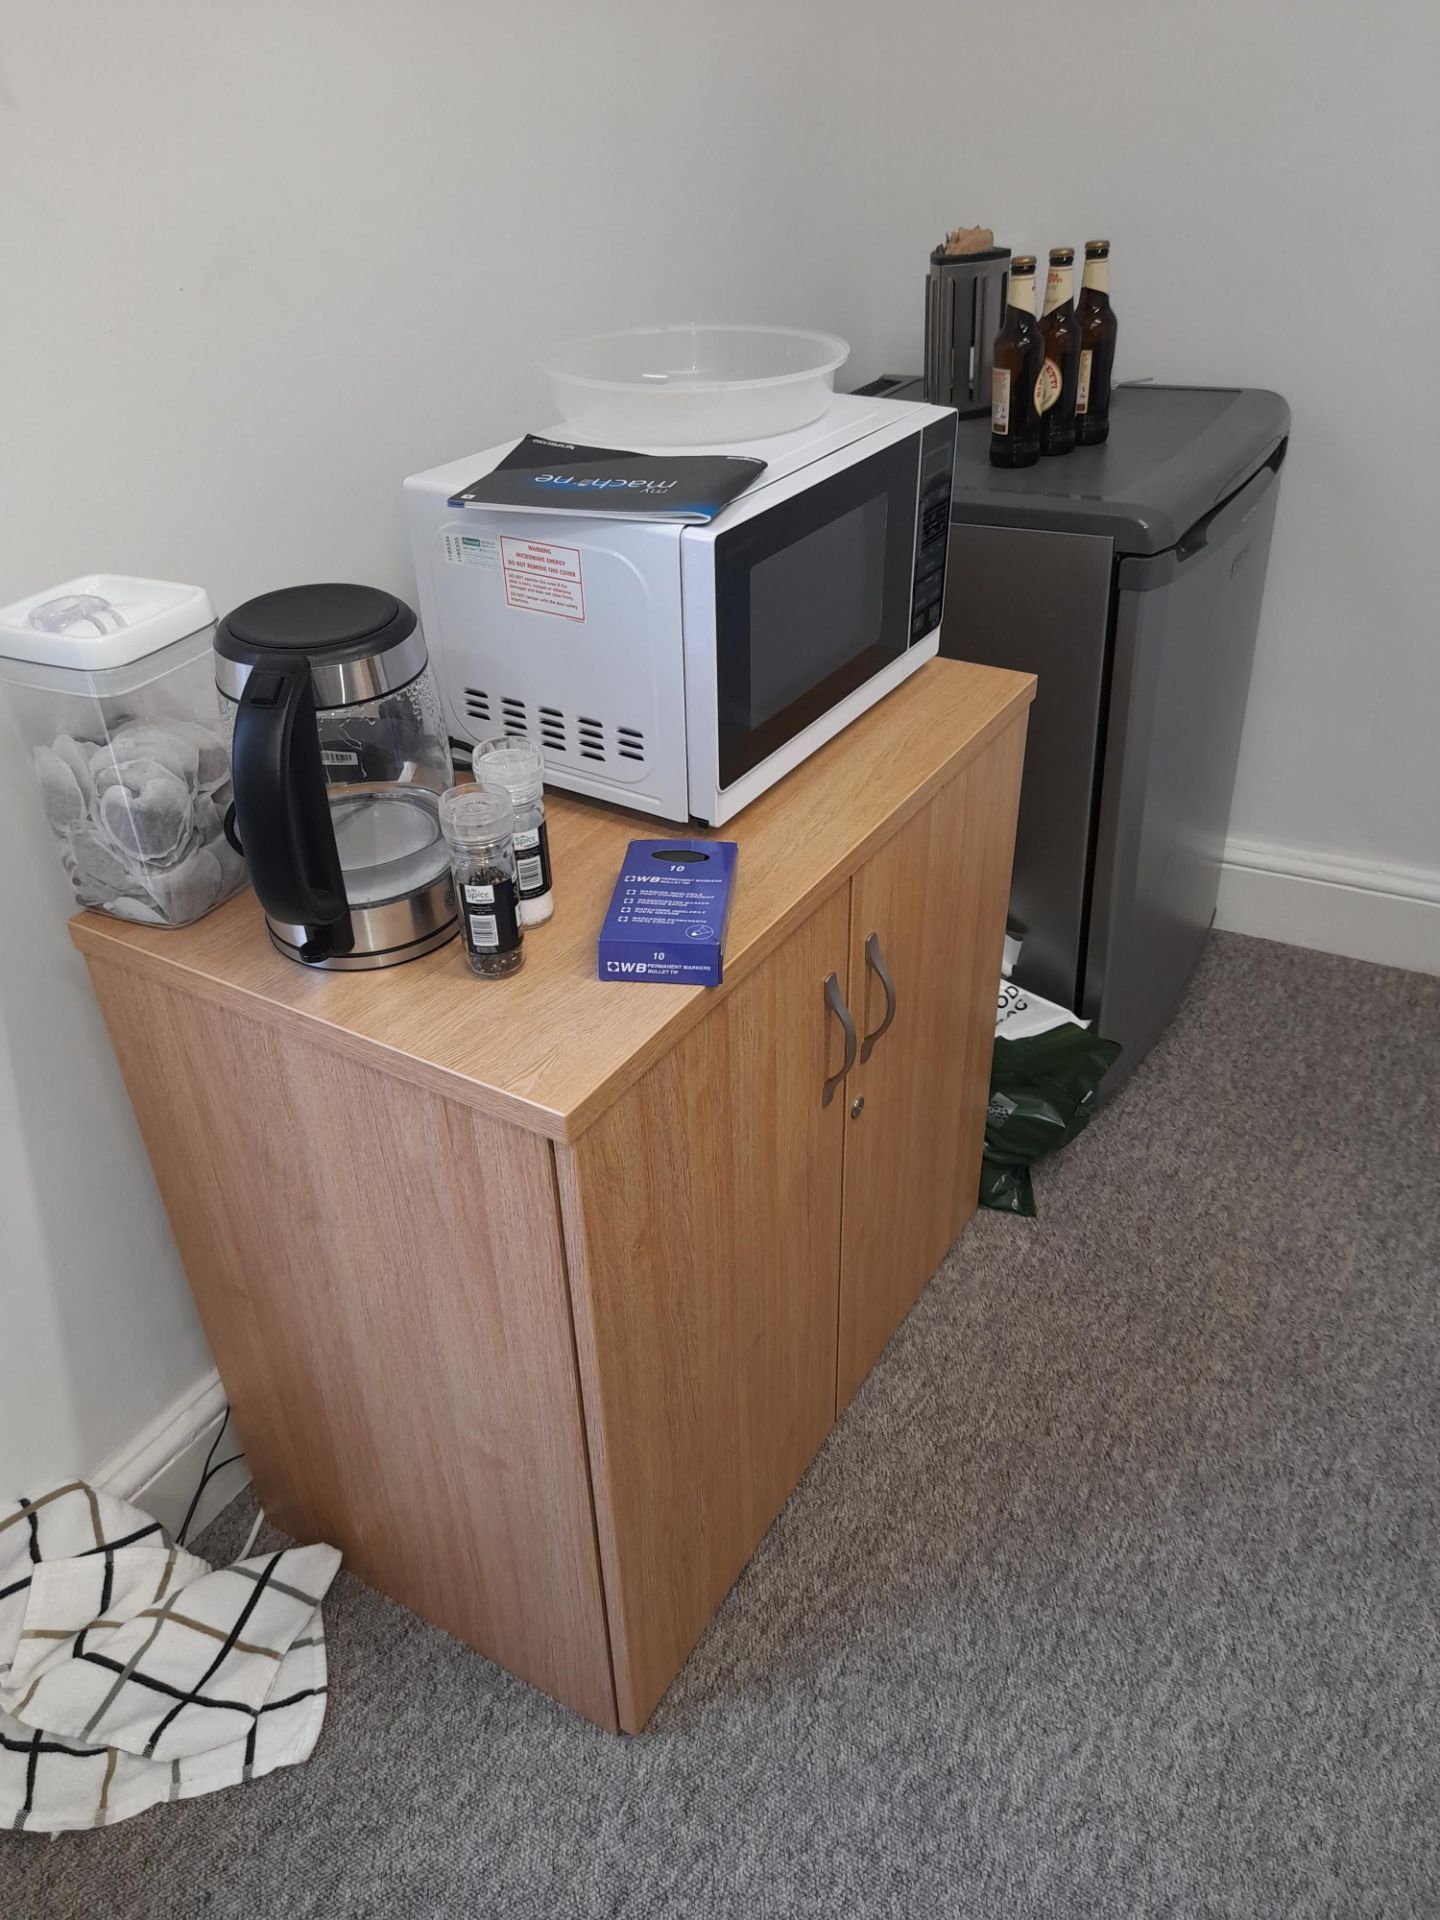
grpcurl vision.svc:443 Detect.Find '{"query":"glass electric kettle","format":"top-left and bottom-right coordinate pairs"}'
top-left (215, 584), bottom-right (456, 969)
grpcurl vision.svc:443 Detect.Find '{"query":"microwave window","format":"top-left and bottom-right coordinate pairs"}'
top-left (746, 497), bottom-right (889, 729)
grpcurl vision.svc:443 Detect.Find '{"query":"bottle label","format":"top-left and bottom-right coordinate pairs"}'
top-left (1043, 266), bottom-right (1074, 315)
top-left (461, 873), bottom-right (521, 955)
top-left (991, 367), bottom-right (1011, 435)
top-left (1076, 350), bottom-right (1093, 415)
top-left (512, 818), bottom-right (552, 899)
top-left (1034, 359), bottom-right (1062, 414)
top-left (1081, 257), bottom-right (1110, 295)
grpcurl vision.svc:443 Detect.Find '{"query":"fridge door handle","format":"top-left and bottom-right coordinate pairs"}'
top-left (1174, 448), bottom-right (1284, 563)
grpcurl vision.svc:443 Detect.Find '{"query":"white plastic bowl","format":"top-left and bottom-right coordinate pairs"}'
top-left (541, 324), bottom-right (850, 447)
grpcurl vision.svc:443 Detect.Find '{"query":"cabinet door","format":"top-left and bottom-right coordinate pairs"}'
top-left (556, 888), bottom-right (850, 1731)
top-left (837, 716), bottom-right (1026, 1409)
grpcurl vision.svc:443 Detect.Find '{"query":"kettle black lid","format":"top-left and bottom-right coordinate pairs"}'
top-left (216, 584), bottom-right (417, 668)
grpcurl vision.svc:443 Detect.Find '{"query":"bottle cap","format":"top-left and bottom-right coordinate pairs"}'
top-left (471, 734), bottom-right (545, 805)
top-left (440, 781), bottom-right (513, 849)
top-left (1049, 246), bottom-right (1075, 265)
top-left (1084, 240), bottom-right (1110, 256)
top-left (1011, 255), bottom-right (1037, 274)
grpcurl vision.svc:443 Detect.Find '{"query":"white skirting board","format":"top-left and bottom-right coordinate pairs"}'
top-left (1215, 840), bottom-right (1440, 977)
top-left (93, 1368), bottom-right (251, 1542)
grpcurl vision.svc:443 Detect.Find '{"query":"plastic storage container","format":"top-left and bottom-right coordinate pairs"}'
top-left (541, 324), bottom-right (849, 446)
top-left (0, 575), bottom-right (246, 925)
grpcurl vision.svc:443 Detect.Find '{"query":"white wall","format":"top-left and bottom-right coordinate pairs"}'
top-left (0, 0), bottom-right (884, 1491)
top-left (862, 0), bottom-right (1440, 917)
top-left (0, 791), bottom-right (217, 1494)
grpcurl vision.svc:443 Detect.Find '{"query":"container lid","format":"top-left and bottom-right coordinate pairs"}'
top-left (440, 782), bottom-right (514, 847)
top-left (0, 575), bottom-right (215, 671)
top-left (472, 734), bottom-right (545, 802)
top-left (948, 384), bottom-right (1291, 555)
top-left (215, 583), bottom-right (416, 669)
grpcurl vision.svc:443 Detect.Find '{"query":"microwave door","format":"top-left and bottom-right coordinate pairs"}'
top-left (704, 435), bottom-right (921, 795)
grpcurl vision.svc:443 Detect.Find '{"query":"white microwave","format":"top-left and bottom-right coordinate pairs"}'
top-left (404, 394), bottom-right (956, 825)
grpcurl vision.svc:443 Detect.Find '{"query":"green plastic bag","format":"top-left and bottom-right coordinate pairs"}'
top-left (980, 1021), bottom-right (1122, 1217)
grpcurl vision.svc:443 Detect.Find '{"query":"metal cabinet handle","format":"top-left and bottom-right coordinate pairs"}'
top-left (822, 971), bottom-right (857, 1106)
top-left (860, 933), bottom-right (898, 1062)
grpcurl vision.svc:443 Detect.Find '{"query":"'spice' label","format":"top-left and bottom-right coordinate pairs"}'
top-left (500, 537), bottom-right (585, 622)
top-left (459, 872), bottom-right (521, 958)
top-left (512, 820), bottom-right (552, 898)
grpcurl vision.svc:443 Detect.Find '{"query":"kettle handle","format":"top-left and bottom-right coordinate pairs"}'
top-left (230, 653), bottom-right (354, 960)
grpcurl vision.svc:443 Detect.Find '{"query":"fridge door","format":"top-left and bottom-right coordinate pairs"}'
top-left (940, 523), bottom-right (1114, 1009)
top-left (1083, 448), bottom-right (1285, 1077)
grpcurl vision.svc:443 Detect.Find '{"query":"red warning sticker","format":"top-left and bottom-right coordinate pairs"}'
top-left (499, 536), bottom-right (585, 622)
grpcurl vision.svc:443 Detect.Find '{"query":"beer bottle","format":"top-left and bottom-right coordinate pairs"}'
top-left (989, 255), bottom-right (1043, 469)
top-left (1037, 247), bottom-right (1081, 457)
top-left (1075, 240), bottom-right (1118, 446)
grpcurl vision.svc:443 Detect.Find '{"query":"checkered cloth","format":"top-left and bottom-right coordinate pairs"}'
top-left (0, 1483), bottom-right (339, 1832)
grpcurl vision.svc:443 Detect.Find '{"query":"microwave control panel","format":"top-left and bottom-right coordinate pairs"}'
top-left (911, 413), bottom-right (957, 641)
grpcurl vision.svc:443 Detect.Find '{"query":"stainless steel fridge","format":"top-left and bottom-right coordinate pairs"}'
top-left (876, 380), bottom-right (1289, 1088)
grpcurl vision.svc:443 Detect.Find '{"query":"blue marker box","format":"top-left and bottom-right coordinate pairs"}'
top-left (598, 839), bottom-right (738, 987)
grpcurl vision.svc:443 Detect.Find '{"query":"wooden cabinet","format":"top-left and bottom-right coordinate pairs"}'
top-left (72, 660), bottom-right (1032, 1734)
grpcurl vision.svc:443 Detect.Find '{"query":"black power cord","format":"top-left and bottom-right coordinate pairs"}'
top-left (176, 1404), bottom-right (243, 1546)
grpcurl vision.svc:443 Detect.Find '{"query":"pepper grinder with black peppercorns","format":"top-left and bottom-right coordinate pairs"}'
top-left (439, 784), bottom-right (525, 978)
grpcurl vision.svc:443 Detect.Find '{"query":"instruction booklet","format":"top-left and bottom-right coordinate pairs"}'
top-left (448, 435), bottom-right (765, 524)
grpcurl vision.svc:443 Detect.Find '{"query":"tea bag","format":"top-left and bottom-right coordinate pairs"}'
top-left (33, 746), bottom-right (87, 831)
top-left (142, 846), bottom-right (223, 922)
top-left (99, 770), bottom-right (194, 865)
top-left (93, 724), bottom-right (199, 790)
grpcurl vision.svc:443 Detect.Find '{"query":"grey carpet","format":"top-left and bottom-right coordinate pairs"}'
top-left (6, 932), bottom-right (1438, 1919)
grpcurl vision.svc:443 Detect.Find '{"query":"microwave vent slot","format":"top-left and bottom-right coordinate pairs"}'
top-left (482, 704), bottom-right (642, 768)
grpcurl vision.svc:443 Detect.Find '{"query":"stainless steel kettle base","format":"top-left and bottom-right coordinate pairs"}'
top-left (265, 869), bottom-right (459, 970)
top-left (266, 917), bottom-right (458, 971)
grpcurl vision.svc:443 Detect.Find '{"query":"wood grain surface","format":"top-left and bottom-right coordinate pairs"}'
top-left (940, 711), bottom-right (1030, 1286)
top-left (84, 960), bottom-right (619, 1730)
top-left (836, 714), bottom-right (1028, 1408)
top-left (69, 661), bottom-right (1034, 1143)
top-left (555, 890), bottom-right (850, 1731)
